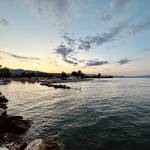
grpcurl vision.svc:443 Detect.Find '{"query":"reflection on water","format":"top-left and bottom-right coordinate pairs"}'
top-left (0, 78), bottom-right (150, 150)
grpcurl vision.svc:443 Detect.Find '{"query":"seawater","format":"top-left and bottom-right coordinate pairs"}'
top-left (0, 78), bottom-right (150, 150)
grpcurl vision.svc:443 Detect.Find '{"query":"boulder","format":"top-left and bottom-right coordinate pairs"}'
top-left (13, 142), bottom-right (28, 150)
top-left (0, 103), bottom-right (7, 109)
top-left (0, 115), bottom-right (30, 134)
top-left (0, 108), bottom-right (7, 117)
top-left (7, 116), bottom-right (23, 121)
top-left (25, 139), bottom-right (46, 150)
top-left (0, 96), bottom-right (8, 103)
top-left (45, 142), bottom-right (62, 150)
top-left (0, 148), bottom-right (9, 150)
top-left (19, 142), bottom-right (28, 150)
top-left (7, 119), bottom-right (30, 134)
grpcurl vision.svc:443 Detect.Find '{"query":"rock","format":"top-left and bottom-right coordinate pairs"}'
top-left (53, 84), bottom-right (71, 89)
top-left (13, 142), bottom-right (28, 150)
top-left (0, 103), bottom-right (7, 109)
top-left (0, 115), bottom-right (30, 134)
top-left (25, 139), bottom-right (46, 150)
top-left (0, 93), bottom-right (30, 136)
top-left (8, 119), bottom-right (30, 134)
top-left (7, 116), bottom-right (23, 121)
top-left (19, 142), bottom-right (28, 150)
top-left (45, 142), bottom-right (62, 150)
top-left (0, 148), bottom-right (9, 150)
top-left (0, 96), bottom-right (8, 103)
top-left (0, 108), bottom-right (7, 117)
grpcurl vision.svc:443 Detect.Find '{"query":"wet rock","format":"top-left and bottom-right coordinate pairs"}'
top-left (7, 119), bottom-right (30, 134)
top-left (0, 103), bottom-right (7, 109)
top-left (0, 118), bottom-right (9, 133)
top-left (0, 108), bottom-right (7, 117)
top-left (25, 139), bottom-right (62, 150)
top-left (7, 116), bottom-right (23, 121)
top-left (53, 84), bottom-right (71, 89)
top-left (12, 142), bottom-right (28, 150)
top-left (0, 93), bottom-right (30, 135)
top-left (25, 139), bottom-right (46, 150)
top-left (0, 148), bottom-right (9, 150)
top-left (45, 142), bottom-right (62, 150)
top-left (0, 116), bottom-right (30, 134)
top-left (19, 142), bottom-right (28, 150)
top-left (0, 95), bottom-right (8, 103)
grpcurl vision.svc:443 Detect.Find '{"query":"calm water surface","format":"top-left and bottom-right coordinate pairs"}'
top-left (0, 78), bottom-right (150, 150)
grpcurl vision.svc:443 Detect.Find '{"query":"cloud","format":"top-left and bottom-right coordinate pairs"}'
top-left (110, 0), bottom-right (129, 11)
top-left (55, 44), bottom-right (74, 58)
top-left (54, 44), bottom-right (80, 65)
top-left (0, 18), bottom-right (8, 26)
top-left (62, 35), bottom-right (76, 47)
top-left (86, 60), bottom-right (109, 66)
top-left (100, 0), bottom-right (129, 22)
top-left (78, 39), bottom-right (91, 50)
top-left (143, 48), bottom-right (150, 51)
top-left (130, 20), bottom-right (150, 35)
top-left (63, 58), bottom-right (78, 65)
top-left (54, 21), bottom-right (129, 64)
top-left (26, 0), bottom-right (69, 19)
top-left (78, 21), bottom-right (128, 50)
top-left (0, 51), bottom-right (40, 61)
top-left (117, 58), bottom-right (131, 65)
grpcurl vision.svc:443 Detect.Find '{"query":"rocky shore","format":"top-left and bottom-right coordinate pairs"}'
top-left (0, 93), bottom-right (30, 135)
top-left (0, 92), bottom-right (62, 150)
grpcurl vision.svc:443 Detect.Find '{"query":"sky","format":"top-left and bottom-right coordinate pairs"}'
top-left (0, 0), bottom-right (150, 75)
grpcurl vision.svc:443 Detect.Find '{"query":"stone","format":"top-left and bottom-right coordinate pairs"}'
top-left (0, 103), bottom-right (7, 109)
top-left (0, 96), bottom-right (8, 103)
top-left (19, 142), bottom-right (28, 150)
top-left (45, 142), bottom-right (62, 150)
top-left (7, 116), bottom-right (23, 121)
top-left (25, 139), bottom-right (46, 150)
top-left (0, 148), bottom-right (9, 150)
top-left (0, 108), bottom-right (7, 117)
top-left (8, 119), bottom-right (30, 134)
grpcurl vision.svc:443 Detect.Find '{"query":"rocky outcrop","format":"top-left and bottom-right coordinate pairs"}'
top-left (24, 139), bottom-right (62, 150)
top-left (25, 139), bottom-right (45, 150)
top-left (0, 139), bottom-right (62, 150)
top-left (0, 92), bottom-right (30, 135)
top-left (41, 83), bottom-right (71, 89)
top-left (0, 93), bottom-right (62, 150)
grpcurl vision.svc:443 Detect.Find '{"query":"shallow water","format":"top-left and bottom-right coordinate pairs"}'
top-left (0, 78), bottom-right (150, 150)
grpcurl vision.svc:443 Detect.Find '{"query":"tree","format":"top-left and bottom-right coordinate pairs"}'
top-left (61, 71), bottom-right (68, 79)
top-left (0, 67), bottom-right (11, 78)
top-left (77, 70), bottom-right (84, 78)
top-left (71, 71), bottom-right (78, 77)
top-left (97, 73), bottom-right (101, 78)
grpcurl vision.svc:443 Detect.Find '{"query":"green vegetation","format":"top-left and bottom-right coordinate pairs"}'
top-left (0, 65), bottom-right (11, 78)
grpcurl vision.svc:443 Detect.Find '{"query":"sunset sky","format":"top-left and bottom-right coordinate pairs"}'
top-left (0, 0), bottom-right (150, 75)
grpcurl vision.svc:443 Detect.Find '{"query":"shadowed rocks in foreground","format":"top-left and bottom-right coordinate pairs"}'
top-left (0, 93), bottom-right (63, 150)
top-left (0, 93), bottom-right (30, 134)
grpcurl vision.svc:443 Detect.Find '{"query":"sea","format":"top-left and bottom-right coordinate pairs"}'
top-left (0, 78), bottom-right (150, 150)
